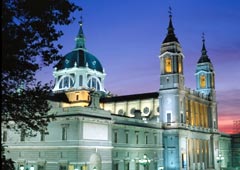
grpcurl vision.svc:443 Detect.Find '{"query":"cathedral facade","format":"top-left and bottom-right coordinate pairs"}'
top-left (2, 12), bottom-right (239, 170)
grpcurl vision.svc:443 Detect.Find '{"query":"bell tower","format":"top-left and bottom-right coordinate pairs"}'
top-left (159, 9), bottom-right (186, 169)
top-left (159, 10), bottom-right (184, 91)
top-left (195, 34), bottom-right (215, 99)
top-left (159, 9), bottom-right (185, 125)
top-left (195, 34), bottom-right (218, 130)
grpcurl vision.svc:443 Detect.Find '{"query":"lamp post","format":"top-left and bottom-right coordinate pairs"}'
top-left (216, 154), bottom-right (224, 170)
top-left (139, 154), bottom-right (151, 170)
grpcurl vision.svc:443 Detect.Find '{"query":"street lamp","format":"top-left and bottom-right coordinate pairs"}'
top-left (139, 154), bottom-right (151, 170)
top-left (216, 154), bottom-right (224, 170)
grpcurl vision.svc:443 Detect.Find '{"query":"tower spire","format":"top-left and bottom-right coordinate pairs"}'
top-left (163, 6), bottom-right (179, 43)
top-left (201, 32), bottom-right (207, 55)
top-left (75, 15), bottom-right (86, 49)
top-left (198, 33), bottom-right (211, 63)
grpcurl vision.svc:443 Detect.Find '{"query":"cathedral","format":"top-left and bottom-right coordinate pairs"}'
top-left (2, 11), bottom-right (239, 170)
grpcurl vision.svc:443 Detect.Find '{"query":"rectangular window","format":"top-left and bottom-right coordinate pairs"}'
top-left (40, 130), bottom-right (45, 141)
top-left (114, 131), bottom-right (118, 143)
top-left (178, 58), bottom-right (182, 73)
top-left (3, 131), bottom-right (7, 142)
top-left (135, 162), bottom-right (139, 170)
top-left (145, 135), bottom-right (148, 144)
top-left (114, 163), bottom-right (119, 170)
top-left (125, 133), bottom-right (128, 144)
top-left (200, 75), bottom-right (206, 88)
top-left (165, 58), bottom-right (172, 73)
top-left (79, 75), bottom-right (83, 86)
top-left (61, 124), bottom-right (69, 141)
top-left (154, 135), bottom-right (157, 144)
top-left (181, 114), bottom-right (184, 123)
top-left (136, 133), bottom-right (139, 144)
top-left (59, 165), bottom-right (67, 170)
top-left (124, 161), bottom-right (129, 170)
top-left (38, 165), bottom-right (45, 170)
top-left (81, 164), bottom-right (88, 170)
top-left (20, 129), bottom-right (25, 142)
top-left (167, 113), bottom-right (171, 123)
top-left (190, 101), bottom-right (194, 126)
top-left (62, 127), bottom-right (67, 140)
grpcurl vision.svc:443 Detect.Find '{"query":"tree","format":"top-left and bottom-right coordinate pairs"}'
top-left (1, 0), bottom-right (81, 168)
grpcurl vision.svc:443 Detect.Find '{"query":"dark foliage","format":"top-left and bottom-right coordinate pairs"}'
top-left (2, 145), bottom-right (15, 170)
top-left (1, 0), bottom-right (81, 166)
top-left (2, 0), bottom-right (81, 133)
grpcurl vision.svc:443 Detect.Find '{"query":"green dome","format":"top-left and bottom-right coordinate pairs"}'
top-left (56, 48), bottom-right (103, 73)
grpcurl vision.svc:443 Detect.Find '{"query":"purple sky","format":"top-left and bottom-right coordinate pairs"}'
top-left (36, 0), bottom-right (240, 134)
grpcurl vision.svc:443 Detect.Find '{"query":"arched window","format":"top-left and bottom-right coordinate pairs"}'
top-left (87, 76), bottom-right (101, 91)
top-left (59, 75), bottom-right (74, 89)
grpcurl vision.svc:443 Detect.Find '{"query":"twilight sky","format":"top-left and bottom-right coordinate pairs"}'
top-left (36, 0), bottom-right (240, 134)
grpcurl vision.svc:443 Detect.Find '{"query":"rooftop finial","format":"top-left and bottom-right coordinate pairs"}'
top-left (202, 32), bottom-right (205, 43)
top-left (79, 16), bottom-right (83, 26)
top-left (75, 14), bottom-right (85, 49)
top-left (198, 32), bottom-right (211, 63)
top-left (168, 6), bottom-right (172, 18)
top-left (162, 6), bottom-right (179, 43)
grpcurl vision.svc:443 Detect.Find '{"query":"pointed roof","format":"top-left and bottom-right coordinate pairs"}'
top-left (198, 33), bottom-right (211, 63)
top-left (75, 16), bottom-right (85, 49)
top-left (163, 9), bottom-right (179, 43)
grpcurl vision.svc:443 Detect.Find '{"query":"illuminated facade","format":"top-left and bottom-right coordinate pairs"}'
top-left (2, 13), bottom-right (240, 170)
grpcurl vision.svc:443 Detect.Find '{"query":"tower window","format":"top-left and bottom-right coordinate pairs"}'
top-left (178, 58), bottom-right (182, 73)
top-left (167, 113), bottom-right (171, 123)
top-left (165, 58), bottom-right (172, 73)
top-left (211, 74), bottom-right (215, 88)
top-left (200, 75), bottom-right (206, 88)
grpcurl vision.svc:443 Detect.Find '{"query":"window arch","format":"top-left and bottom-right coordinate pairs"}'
top-left (87, 76), bottom-right (101, 91)
top-left (59, 75), bottom-right (75, 89)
